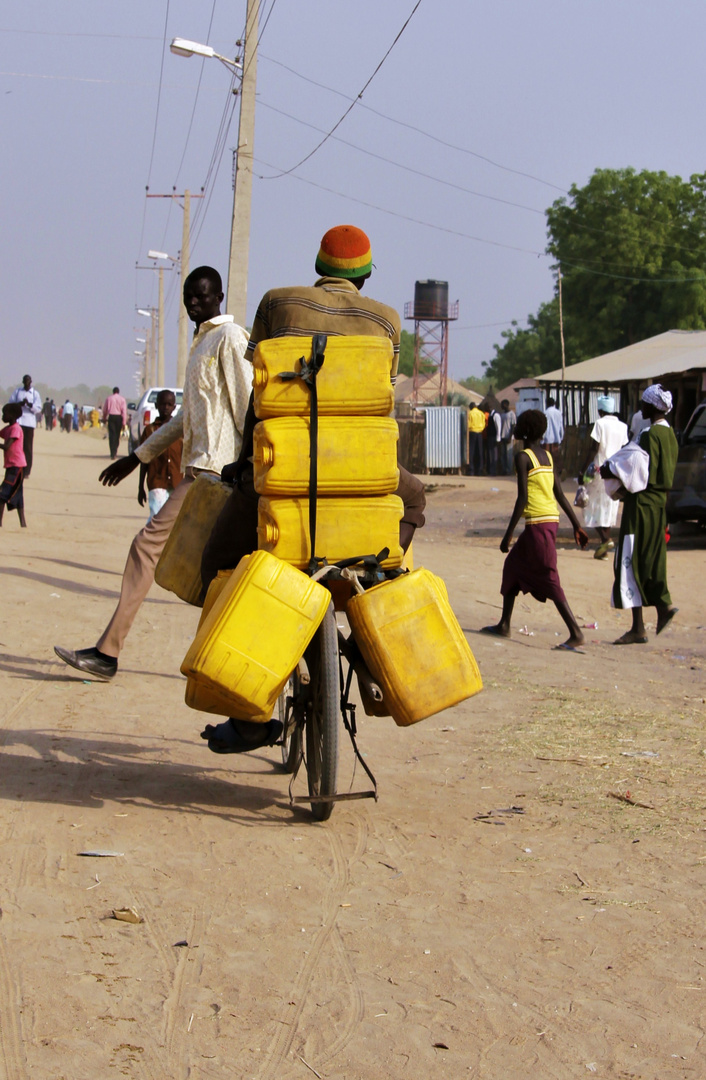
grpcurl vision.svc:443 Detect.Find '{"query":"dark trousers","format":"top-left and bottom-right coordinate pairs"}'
top-left (108, 415), bottom-right (123, 459)
top-left (20, 426), bottom-right (34, 477)
top-left (200, 465), bottom-right (427, 596)
top-left (468, 431), bottom-right (483, 475)
top-left (486, 439), bottom-right (499, 476)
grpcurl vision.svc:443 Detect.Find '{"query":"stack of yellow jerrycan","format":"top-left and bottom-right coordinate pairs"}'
top-left (182, 333), bottom-right (481, 726)
top-left (155, 473), bottom-right (232, 606)
top-left (252, 335), bottom-right (404, 568)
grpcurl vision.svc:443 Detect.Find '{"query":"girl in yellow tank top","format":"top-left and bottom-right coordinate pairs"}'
top-left (480, 409), bottom-right (588, 650)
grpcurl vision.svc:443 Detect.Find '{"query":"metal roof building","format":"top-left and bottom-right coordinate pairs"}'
top-left (538, 330), bottom-right (706, 431)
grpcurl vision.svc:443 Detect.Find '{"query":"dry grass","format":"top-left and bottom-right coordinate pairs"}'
top-left (496, 685), bottom-right (706, 836)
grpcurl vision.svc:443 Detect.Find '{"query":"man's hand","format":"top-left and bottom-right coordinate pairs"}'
top-left (500, 535), bottom-right (511, 554)
top-left (99, 453), bottom-right (140, 486)
top-left (220, 461), bottom-right (243, 486)
top-left (574, 526), bottom-right (589, 549)
top-left (599, 462), bottom-right (613, 480)
top-left (138, 486), bottom-right (147, 507)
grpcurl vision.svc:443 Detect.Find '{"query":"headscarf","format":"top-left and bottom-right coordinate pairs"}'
top-left (596, 395), bottom-right (615, 413)
top-left (641, 384), bottom-right (673, 413)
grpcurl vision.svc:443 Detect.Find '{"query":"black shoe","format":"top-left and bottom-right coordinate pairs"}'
top-left (54, 646), bottom-right (118, 681)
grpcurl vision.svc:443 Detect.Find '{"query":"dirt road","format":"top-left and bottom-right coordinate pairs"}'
top-left (1, 428), bottom-right (704, 1079)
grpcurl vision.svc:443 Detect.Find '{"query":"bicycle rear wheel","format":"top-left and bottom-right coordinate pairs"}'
top-left (305, 604), bottom-right (339, 821)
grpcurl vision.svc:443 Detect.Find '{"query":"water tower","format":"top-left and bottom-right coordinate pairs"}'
top-left (404, 280), bottom-right (459, 406)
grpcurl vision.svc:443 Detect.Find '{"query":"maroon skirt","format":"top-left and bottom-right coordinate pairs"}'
top-left (501, 521), bottom-right (566, 605)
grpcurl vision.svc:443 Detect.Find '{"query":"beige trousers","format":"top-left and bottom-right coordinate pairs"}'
top-left (96, 473), bottom-right (196, 658)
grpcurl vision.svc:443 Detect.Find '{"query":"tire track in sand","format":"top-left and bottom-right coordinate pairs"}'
top-left (255, 813), bottom-right (369, 1080)
top-left (0, 935), bottom-right (28, 1080)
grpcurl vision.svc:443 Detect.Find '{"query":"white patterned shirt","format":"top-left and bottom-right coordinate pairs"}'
top-left (135, 315), bottom-right (251, 474)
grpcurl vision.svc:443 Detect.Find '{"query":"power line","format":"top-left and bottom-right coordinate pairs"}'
top-left (0, 26), bottom-right (161, 40)
top-left (263, 0), bottom-right (423, 179)
top-left (253, 155), bottom-right (546, 257)
top-left (172, 0), bottom-right (219, 190)
top-left (257, 99), bottom-right (545, 217)
top-left (136, 0), bottom-right (171, 268)
top-left (259, 52), bottom-right (566, 195)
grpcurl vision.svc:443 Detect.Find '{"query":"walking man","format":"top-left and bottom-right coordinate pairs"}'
top-left (9, 375), bottom-right (42, 477)
top-left (54, 267), bottom-right (251, 680)
top-left (542, 397), bottom-right (564, 471)
top-left (61, 400), bottom-right (74, 433)
top-left (102, 386), bottom-right (128, 459)
top-left (467, 402), bottom-right (485, 476)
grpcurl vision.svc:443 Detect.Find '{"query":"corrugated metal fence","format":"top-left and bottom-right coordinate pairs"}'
top-left (420, 406), bottom-right (467, 471)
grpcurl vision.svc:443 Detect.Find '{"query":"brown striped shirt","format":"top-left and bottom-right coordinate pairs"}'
top-left (245, 277), bottom-right (401, 381)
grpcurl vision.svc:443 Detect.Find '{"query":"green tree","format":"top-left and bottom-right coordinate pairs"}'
top-left (458, 375), bottom-right (490, 396)
top-left (487, 167), bottom-right (706, 380)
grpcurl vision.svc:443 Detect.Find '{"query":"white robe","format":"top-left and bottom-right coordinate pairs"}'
top-left (583, 414), bottom-right (629, 528)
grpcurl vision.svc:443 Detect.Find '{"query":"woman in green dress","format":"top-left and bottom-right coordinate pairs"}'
top-left (601, 384), bottom-right (679, 644)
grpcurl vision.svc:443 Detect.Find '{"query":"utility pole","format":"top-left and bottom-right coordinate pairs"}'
top-left (149, 319), bottom-right (156, 387)
top-left (227, 0), bottom-right (258, 324)
top-left (177, 189), bottom-right (191, 385)
top-left (158, 268), bottom-right (165, 385)
top-left (146, 191), bottom-right (203, 385)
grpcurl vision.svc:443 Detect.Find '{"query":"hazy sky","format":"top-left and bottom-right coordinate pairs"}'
top-left (3, 0), bottom-right (706, 396)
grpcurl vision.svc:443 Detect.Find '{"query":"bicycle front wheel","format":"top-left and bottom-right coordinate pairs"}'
top-left (305, 604), bottom-right (339, 821)
top-left (278, 673), bottom-right (303, 774)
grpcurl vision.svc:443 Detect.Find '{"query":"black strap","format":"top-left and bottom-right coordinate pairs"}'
top-left (278, 334), bottom-right (327, 574)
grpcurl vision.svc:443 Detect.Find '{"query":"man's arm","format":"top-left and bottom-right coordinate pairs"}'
top-left (99, 411), bottom-right (184, 486)
top-left (219, 327), bottom-right (252, 451)
top-left (30, 390), bottom-right (42, 416)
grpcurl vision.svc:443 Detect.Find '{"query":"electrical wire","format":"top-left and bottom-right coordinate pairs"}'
top-left (263, 0), bottom-right (423, 179)
top-left (253, 155), bottom-right (546, 257)
top-left (171, 0), bottom-right (219, 190)
top-left (257, 99), bottom-right (545, 217)
top-left (259, 52), bottom-right (565, 195)
top-left (136, 0), bottom-right (171, 271)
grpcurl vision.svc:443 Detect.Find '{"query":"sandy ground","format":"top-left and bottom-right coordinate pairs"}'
top-left (1, 427), bottom-right (705, 1080)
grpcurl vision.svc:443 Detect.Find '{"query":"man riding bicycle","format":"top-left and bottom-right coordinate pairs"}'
top-left (200, 224), bottom-right (426, 754)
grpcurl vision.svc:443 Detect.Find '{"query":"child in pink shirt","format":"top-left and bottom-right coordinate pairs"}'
top-left (0, 402), bottom-right (27, 527)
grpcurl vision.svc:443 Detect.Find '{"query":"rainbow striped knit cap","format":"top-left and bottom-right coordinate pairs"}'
top-left (315, 225), bottom-right (372, 279)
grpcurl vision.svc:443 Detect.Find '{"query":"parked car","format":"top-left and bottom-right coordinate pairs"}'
top-left (666, 400), bottom-right (706, 525)
top-left (128, 386), bottom-right (183, 453)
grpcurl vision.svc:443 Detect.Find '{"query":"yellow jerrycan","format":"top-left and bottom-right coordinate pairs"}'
top-left (257, 494), bottom-right (404, 569)
top-left (155, 473), bottom-right (231, 607)
top-left (252, 336), bottom-right (394, 419)
top-left (346, 568), bottom-right (483, 726)
top-left (181, 550), bottom-right (330, 722)
top-left (183, 570), bottom-right (241, 717)
top-left (253, 416), bottom-right (399, 496)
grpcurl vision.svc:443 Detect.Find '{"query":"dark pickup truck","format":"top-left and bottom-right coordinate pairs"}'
top-left (666, 400), bottom-right (706, 525)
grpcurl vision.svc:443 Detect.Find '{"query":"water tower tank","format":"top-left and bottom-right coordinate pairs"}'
top-left (414, 280), bottom-right (448, 319)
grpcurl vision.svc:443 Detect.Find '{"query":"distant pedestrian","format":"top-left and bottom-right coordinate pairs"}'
top-left (43, 397), bottom-right (54, 432)
top-left (9, 374), bottom-right (42, 478)
top-left (542, 396), bottom-right (565, 473)
top-left (485, 400), bottom-right (502, 476)
top-left (61, 400), bottom-right (74, 433)
top-left (499, 399), bottom-right (516, 475)
top-left (103, 386), bottom-right (128, 459)
top-left (467, 402), bottom-right (485, 475)
top-left (138, 390), bottom-right (183, 520)
top-left (481, 409), bottom-right (588, 650)
top-left (0, 402), bottom-right (27, 528)
top-left (578, 395), bottom-right (628, 559)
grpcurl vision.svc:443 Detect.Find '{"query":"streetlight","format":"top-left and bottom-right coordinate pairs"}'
top-left (170, 5), bottom-right (257, 326)
top-left (170, 37), bottom-right (243, 71)
top-left (146, 250), bottom-right (178, 387)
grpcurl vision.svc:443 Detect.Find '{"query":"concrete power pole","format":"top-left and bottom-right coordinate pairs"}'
top-left (157, 268), bottom-right (165, 385)
top-left (177, 189), bottom-right (191, 386)
top-left (226, 0), bottom-right (258, 324)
